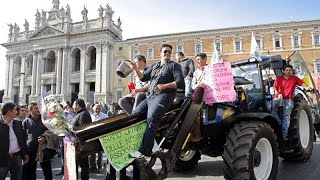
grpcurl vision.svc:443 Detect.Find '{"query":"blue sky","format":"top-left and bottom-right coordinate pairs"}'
top-left (0, 0), bottom-right (319, 90)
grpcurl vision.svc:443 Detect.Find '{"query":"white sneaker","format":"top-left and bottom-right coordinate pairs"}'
top-left (129, 151), bottom-right (143, 158)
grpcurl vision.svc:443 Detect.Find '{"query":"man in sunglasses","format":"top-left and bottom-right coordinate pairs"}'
top-left (130, 44), bottom-right (184, 158)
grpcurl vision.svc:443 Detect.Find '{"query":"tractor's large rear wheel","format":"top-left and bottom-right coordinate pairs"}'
top-left (223, 121), bottom-right (279, 180)
top-left (280, 97), bottom-right (314, 161)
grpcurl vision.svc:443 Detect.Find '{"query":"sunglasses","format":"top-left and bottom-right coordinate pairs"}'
top-left (163, 50), bottom-right (172, 54)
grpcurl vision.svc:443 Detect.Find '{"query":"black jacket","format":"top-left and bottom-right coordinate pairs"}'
top-left (179, 58), bottom-right (195, 78)
top-left (22, 115), bottom-right (48, 154)
top-left (73, 108), bottom-right (92, 127)
top-left (0, 119), bottom-right (28, 167)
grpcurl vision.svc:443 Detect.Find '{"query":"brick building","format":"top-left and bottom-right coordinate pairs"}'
top-left (113, 19), bottom-right (320, 97)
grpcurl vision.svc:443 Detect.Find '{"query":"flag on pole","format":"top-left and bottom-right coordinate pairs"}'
top-left (250, 32), bottom-right (261, 61)
top-left (210, 49), bottom-right (220, 64)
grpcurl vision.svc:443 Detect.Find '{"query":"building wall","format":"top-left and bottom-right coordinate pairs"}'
top-left (115, 20), bottom-right (320, 92)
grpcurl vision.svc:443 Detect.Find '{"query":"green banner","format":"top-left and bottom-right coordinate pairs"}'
top-left (99, 121), bottom-right (147, 171)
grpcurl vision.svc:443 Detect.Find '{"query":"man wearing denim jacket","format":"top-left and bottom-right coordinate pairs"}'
top-left (130, 44), bottom-right (184, 158)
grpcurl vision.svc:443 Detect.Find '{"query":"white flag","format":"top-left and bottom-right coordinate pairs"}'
top-left (250, 32), bottom-right (261, 61)
top-left (210, 49), bottom-right (221, 64)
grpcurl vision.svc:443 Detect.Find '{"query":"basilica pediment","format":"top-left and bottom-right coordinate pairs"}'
top-left (29, 25), bottom-right (64, 39)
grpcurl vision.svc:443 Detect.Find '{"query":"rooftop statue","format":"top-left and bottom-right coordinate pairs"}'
top-left (8, 23), bottom-right (13, 34)
top-left (81, 6), bottom-right (88, 21)
top-left (60, 6), bottom-right (65, 18)
top-left (66, 4), bottom-right (71, 17)
top-left (24, 19), bottom-right (29, 31)
top-left (98, 5), bottom-right (104, 18)
top-left (35, 9), bottom-right (40, 22)
top-left (105, 3), bottom-right (114, 18)
top-left (13, 23), bottom-right (20, 34)
top-left (52, 0), bottom-right (59, 9)
top-left (117, 17), bottom-right (122, 28)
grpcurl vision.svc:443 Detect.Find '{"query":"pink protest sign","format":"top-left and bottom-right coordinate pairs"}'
top-left (203, 62), bottom-right (236, 104)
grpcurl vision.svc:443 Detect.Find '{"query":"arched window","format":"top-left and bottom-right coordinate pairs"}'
top-left (234, 37), bottom-right (242, 52)
top-left (176, 42), bottom-right (184, 53)
top-left (291, 32), bottom-right (301, 48)
top-left (147, 46), bottom-right (154, 59)
top-left (132, 46), bottom-right (140, 59)
top-left (194, 40), bottom-right (202, 55)
top-left (25, 55), bottom-right (33, 76)
top-left (214, 38), bottom-right (223, 52)
top-left (255, 35), bottom-right (263, 50)
top-left (89, 47), bottom-right (96, 70)
top-left (73, 48), bottom-right (81, 71)
top-left (45, 51), bottom-right (56, 73)
top-left (312, 31), bottom-right (320, 47)
top-left (14, 56), bottom-right (22, 77)
top-left (273, 33), bottom-right (283, 49)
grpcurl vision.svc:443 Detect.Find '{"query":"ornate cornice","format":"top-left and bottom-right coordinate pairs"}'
top-left (125, 19), bottom-right (320, 44)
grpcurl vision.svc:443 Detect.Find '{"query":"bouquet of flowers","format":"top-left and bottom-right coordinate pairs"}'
top-left (40, 95), bottom-right (72, 136)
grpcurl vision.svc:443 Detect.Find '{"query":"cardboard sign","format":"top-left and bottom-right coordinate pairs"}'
top-left (99, 121), bottom-right (147, 171)
top-left (203, 62), bottom-right (236, 104)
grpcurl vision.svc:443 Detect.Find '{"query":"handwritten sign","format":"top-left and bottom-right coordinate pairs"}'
top-left (99, 121), bottom-right (147, 171)
top-left (203, 62), bottom-right (236, 104)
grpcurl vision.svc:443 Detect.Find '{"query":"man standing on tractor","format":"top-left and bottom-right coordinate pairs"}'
top-left (271, 64), bottom-right (310, 139)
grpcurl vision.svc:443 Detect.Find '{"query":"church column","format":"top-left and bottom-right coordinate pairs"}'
top-left (106, 43), bottom-right (113, 102)
top-left (56, 47), bottom-right (63, 95)
top-left (36, 50), bottom-right (43, 96)
top-left (78, 45), bottom-right (86, 100)
top-left (31, 52), bottom-right (38, 95)
top-left (8, 55), bottom-right (14, 100)
top-left (19, 55), bottom-right (26, 105)
top-left (101, 42), bottom-right (108, 96)
top-left (95, 43), bottom-right (102, 95)
top-left (61, 47), bottom-right (70, 99)
top-left (4, 55), bottom-right (10, 97)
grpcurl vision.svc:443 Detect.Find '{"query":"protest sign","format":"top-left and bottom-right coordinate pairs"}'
top-left (203, 62), bottom-right (236, 104)
top-left (99, 121), bottom-right (147, 171)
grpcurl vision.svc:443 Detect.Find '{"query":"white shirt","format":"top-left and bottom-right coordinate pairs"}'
top-left (91, 112), bottom-right (108, 122)
top-left (133, 69), bottom-right (148, 89)
top-left (7, 120), bottom-right (21, 154)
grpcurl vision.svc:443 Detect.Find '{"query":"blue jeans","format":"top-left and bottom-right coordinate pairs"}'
top-left (0, 154), bottom-right (23, 180)
top-left (132, 93), bottom-right (175, 156)
top-left (271, 99), bottom-right (294, 136)
top-left (185, 78), bottom-right (193, 97)
top-left (118, 92), bottom-right (147, 115)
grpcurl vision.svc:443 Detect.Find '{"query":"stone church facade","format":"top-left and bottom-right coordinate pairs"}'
top-left (2, 1), bottom-right (122, 104)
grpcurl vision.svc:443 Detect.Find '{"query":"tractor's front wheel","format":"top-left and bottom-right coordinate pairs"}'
top-left (223, 121), bottom-right (279, 180)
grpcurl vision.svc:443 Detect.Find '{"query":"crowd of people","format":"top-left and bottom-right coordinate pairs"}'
top-left (0, 99), bottom-right (122, 180)
top-left (0, 43), bottom-right (308, 179)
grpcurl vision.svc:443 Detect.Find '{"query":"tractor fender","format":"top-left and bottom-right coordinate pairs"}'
top-left (223, 112), bottom-right (283, 143)
top-left (294, 88), bottom-right (320, 124)
top-left (294, 88), bottom-right (311, 105)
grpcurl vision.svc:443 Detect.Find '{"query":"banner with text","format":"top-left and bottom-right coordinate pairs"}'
top-left (99, 121), bottom-right (147, 171)
top-left (203, 62), bottom-right (236, 104)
